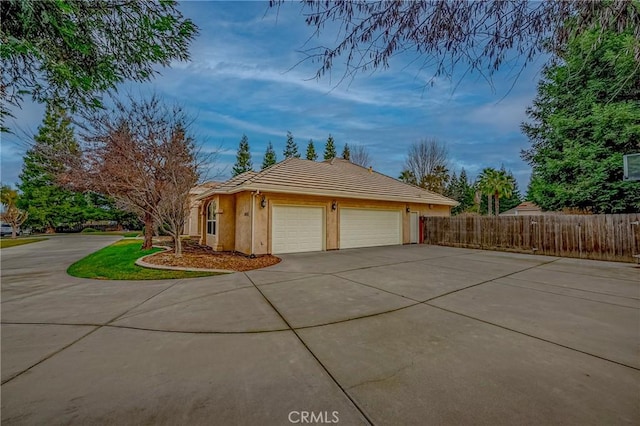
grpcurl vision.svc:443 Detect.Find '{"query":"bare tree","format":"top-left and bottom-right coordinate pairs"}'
top-left (349, 144), bottom-right (372, 167)
top-left (272, 1), bottom-right (639, 89)
top-left (66, 94), bottom-right (207, 253)
top-left (404, 138), bottom-right (448, 188)
top-left (154, 125), bottom-right (202, 257)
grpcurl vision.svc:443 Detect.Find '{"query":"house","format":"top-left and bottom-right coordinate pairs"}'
top-left (196, 158), bottom-right (458, 255)
top-left (183, 181), bottom-right (221, 236)
top-left (499, 201), bottom-right (545, 216)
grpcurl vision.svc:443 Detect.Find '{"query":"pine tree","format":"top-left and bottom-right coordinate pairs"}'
top-left (306, 139), bottom-right (318, 161)
top-left (232, 134), bottom-right (253, 176)
top-left (342, 143), bottom-right (351, 161)
top-left (447, 169), bottom-right (476, 215)
top-left (522, 28), bottom-right (640, 213)
top-left (262, 141), bottom-right (277, 169)
top-left (282, 131), bottom-right (300, 158)
top-left (324, 134), bottom-right (337, 160)
top-left (18, 102), bottom-right (90, 232)
top-left (446, 172), bottom-right (458, 198)
top-left (498, 167), bottom-right (522, 213)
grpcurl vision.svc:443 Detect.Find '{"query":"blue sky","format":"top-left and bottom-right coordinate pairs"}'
top-left (1, 1), bottom-right (549, 192)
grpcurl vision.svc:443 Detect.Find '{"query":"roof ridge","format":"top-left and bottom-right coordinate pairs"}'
top-left (199, 157), bottom-right (458, 206)
top-left (356, 164), bottom-right (453, 201)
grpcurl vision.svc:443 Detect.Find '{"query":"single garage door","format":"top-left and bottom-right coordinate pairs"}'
top-left (272, 206), bottom-right (324, 254)
top-left (340, 208), bottom-right (402, 249)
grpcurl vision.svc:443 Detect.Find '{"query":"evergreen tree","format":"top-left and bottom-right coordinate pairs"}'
top-left (445, 171), bottom-right (458, 200)
top-left (18, 103), bottom-right (91, 232)
top-left (232, 134), bottom-right (253, 176)
top-left (324, 134), bottom-right (337, 160)
top-left (446, 169), bottom-right (477, 215)
top-left (498, 167), bottom-right (522, 213)
top-left (342, 143), bottom-right (351, 160)
top-left (2, 1), bottom-right (197, 133)
top-left (306, 139), bottom-right (318, 161)
top-left (262, 141), bottom-right (277, 169)
top-left (521, 27), bottom-right (640, 213)
top-left (455, 168), bottom-right (476, 215)
top-left (282, 131), bottom-right (300, 158)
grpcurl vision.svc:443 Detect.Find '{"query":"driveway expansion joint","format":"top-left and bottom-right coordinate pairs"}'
top-left (494, 280), bottom-right (640, 310)
top-left (1, 278), bottom-right (185, 386)
top-left (424, 302), bottom-right (640, 372)
top-left (243, 272), bottom-right (375, 426)
top-left (422, 257), bottom-right (562, 303)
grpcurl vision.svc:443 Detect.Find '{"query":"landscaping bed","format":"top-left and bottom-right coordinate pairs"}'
top-left (145, 238), bottom-right (281, 272)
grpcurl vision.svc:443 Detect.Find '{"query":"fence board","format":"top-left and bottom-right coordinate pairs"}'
top-left (422, 214), bottom-right (640, 263)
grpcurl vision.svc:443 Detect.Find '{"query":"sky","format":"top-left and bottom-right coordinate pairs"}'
top-left (1, 1), bottom-right (550, 192)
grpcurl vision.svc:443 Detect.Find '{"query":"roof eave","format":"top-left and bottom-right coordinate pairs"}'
top-left (200, 184), bottom-right (458, 206)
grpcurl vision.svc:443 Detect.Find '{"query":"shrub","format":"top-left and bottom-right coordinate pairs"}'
top-left (81, 227), bottom-right (99, 233)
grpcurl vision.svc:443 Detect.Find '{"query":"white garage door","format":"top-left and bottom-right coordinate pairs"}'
top-left (340, 208), bottom-right (402, 249)
top-left (272, 206), bottom-right (324, 254)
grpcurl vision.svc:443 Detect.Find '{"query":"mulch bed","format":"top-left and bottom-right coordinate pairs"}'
top-left (144, 238), bottom-right (281, 272)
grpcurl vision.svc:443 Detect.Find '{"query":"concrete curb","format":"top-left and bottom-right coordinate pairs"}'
top-left (135, 245), bottom-right (234, 274)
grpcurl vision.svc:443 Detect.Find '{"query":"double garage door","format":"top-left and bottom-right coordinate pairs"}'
top-left (271, 206), bottom-right (402, 254)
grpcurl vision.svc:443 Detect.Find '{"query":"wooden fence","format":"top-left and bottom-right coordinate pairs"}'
top-left (422, 214), bottom-right (640, 263)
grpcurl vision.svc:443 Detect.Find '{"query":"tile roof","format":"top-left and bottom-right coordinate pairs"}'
top-left (189, 181), bottom-right (222, 195)
top-left (197, 158), bottom-right (458, 206)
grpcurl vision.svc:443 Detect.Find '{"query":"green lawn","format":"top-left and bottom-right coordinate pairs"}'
top-left (0, 238), bottom-right (48, 249)
top-left (67, 239), bottom-right (220, 280)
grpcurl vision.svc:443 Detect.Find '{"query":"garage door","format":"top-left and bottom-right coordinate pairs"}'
top-left (272, 206), bottom-right (324, 254)
top-left (340, 208), bottom-right (402, 249)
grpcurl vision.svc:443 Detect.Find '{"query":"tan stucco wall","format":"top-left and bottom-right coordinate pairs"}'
top-left (201, 191), bottom-right (452, 255)
top-left (183, 201), bottom-right (201, 236)
top-left (258, 194), bottom-right (451, 255)
top-left (202, 195), bottom-right (236, 251)
top-left (234, 192), bottom-right (253, 254)
top-left (414, 203), bottom-right (450, 217)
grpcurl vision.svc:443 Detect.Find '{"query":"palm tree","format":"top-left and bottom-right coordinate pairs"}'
top-left (493, 170), bottom-right (514, 215)
top-left (0, 185), bottom-right (28, 238)
top-left (399, 169), bottom-right (417, 185)
top-left (477, 168), bottom-right (498, 216)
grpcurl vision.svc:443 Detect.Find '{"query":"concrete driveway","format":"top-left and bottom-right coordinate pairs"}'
top-left (2, 235), bottom-right (639, 425)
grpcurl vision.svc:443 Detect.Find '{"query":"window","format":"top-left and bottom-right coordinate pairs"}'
top-left (207, 202), bottom-right (216, 235)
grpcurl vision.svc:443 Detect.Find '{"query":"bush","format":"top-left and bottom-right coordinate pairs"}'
top-left (81, 227), bottom-right (99, 233)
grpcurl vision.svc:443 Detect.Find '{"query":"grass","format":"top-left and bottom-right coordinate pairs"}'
top-left (0, 237), bottom-right (48, 249)
top-left (67, 239), bottom-right (220, 280)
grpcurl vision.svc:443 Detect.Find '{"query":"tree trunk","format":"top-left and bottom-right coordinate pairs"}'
top-left (494, 192), bottom-right (500, 216)
top-left (487, 194), bottom-right (492, 216)
top-left (142, 213), bottom-right (153, 250)
top-left (174, 234), bottom-right (182, 257)
top-left (11, 228), bottom-right (17, 239)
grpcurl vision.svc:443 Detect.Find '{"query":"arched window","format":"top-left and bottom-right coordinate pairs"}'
top-left (207, 202), bottom-right (216, 235)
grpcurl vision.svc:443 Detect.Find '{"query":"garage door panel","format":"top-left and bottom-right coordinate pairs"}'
top-left (340, 209), bottom-right (402, 249)
top-left (272, 206), bottom-right (324, 254)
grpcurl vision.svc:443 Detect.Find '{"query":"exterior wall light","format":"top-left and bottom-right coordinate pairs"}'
top-left (260, 196), bottom-right (266, 208)
top-left (406, 205), bottom-right (411, 213)
top-left (331, 201), bottom-right (337, 211)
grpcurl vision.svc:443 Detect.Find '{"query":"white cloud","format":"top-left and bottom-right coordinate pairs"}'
top-left (467, 95), bottom-right (534, 133)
